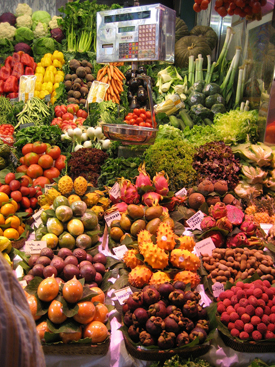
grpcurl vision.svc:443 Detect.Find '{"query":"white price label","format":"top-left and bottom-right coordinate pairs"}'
top-left (186, 210), bottom-right (204, 230)
top-left (19, 280), bottom-right (27, 288)
top-left (212, 282), bottom-right (225, 298)
top-left (195, 237), bottom-right (215, 256)
top-left (175, 187), bottom-right (187, 197)
top-left (110, 182), bottom-right (121, 199)
top-left (44, 183), bottom-right (55, 194)
top-left (24, 241), bottom-right (47, 255)
top-left (113, 245), bottom-right (128, 260)
top-left (260, 223), bottom-right (273, 235)
top-left (104, 211), bottom-right (121, 227)
top-left (33, 208), bottom-right (43, 222)
top-left (114, 286), bottom-right (133, 305)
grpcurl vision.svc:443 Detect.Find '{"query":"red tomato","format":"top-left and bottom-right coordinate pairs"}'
top-left (35, 190), bottom-right (43, 198)
top-left (20, 186), bottom-right (30, 196)
top-left (22, 143), bottom-right (33, 156)
top-left (32, 176), bottom-right (50, 188)
top-left (19, 157), bottom-right (25, 165)
top-left (27, 164), bottom-right (43, 179)
top-left (252, 1), bottom-right (261, 12)
top-left (10, 191), bottom-right (22, 202)
top-left (43, 167), bottom-right (60, 183)
top-left (145, 122), bottom-right (151, 127)
top-left (0, 185), bottom-right (10, 195)
top-left (129, 119), bottom-right (136, 125)
top-left (20, 177), bottom-right (30, 188)
top-left (32, 142), bottom-right (47, 154)
top-left (133, 108), bottom-right (140, 116)
top-left (67, 104), bottom-right (79, 114)
top-left (25, 208), bottom-right (33, 217)
top-left (76, 109), bottom-right (88, 119)
top-left (51, 117), bottom-right (63, 127)
top-left (21, 197), bottom-right (30, 209)
top-left (140, 113), bottom-right (146, 121)
top-left (139, 108), bottom-right (146, 115)
top-left (46, 146), bottom-right (61, 160)
top-left (132, 114), bottom-right (138, 120)
top-left (136, 117), bottom-right (143, 124)
top-left (193, 3), bottom-right (201, 11)
top-left (5, 172), bottom-right (15, 184)
top-left (201, 0), bottom-right (209, 9)
top-left (145, 111), bottom-right (151, 119)
top-left (75, 117), bottom-right (85, 126)
top-left (38, 154), bottom-right (54, 169)
top-left (28, 187), bottom-right (37, 197)
top-left (24, 152), bottom-right (39, 167)
top-left (30, 197), bottom-right (38, 209)
top-left (146, 119), bottom-right (152, 124)
top-left (139, 122), bottom-right (146, 127)
top-left (55, 105), bottom-right (67, 117)
top-left (55, 155), bottom-right (66, 172)
top-left (9, 180), bottom-right (20, 191)
top-left (62, 112), bottom-right (74, 121)
top-left (16, 165), bottom-right (28, 174)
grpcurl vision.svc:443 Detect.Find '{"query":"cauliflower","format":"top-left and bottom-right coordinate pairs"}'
top-left (33, 22), bottom-right (49, 38)
top-left (49, 16), bottom-right (62, 30)
top-left (15, 3), bottom-right (32, 17)
top-left (16, 14), bottom-right (32, 29)
top-left (0, 22), bottom-right (16, 41)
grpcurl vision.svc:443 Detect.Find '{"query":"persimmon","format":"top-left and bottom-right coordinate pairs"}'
top-left (83, 321), bottom-right (108, 343)
top-left (48, 300), bottom-right (67, 324)
top-left (36, 321), bottom-right (50, 341)
top-left (73, 301), bottom-right (95, 324)
top-left (37, 275), bottom-right (59, 302)
top-left (90, 287), bottom-right (105, 304)
top-left (93, 303), bottom-right (109, 323)
top-left (27, 295), bottom-right (41, 321)
top-left (60, 331), bottom-right (82, 344)
top-left (62, 276), bottom-right (83, 304)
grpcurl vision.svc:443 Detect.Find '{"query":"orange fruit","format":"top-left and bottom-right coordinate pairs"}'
top-left (37, 276), bottom-right (59, 302)
top-left (0, 228), bottom-right (3, 236)
top-left (5, 215), bottom-right (20, 229)
top-left (73, 301), bottom-right (96, 325)
top-left (60, 331), bottom-right (82, 344)
top-left (18, 226), bottom-right (25, 235)
top-left (83, 321), bottom-right (108, 343)
top-left (48, 300), bottom-right (67, 324)
top-left (36, 321), bottom-right (50, 341)
top-left (4, 228), bottom-right (19, 240)
top-left (11, 200), bottom-right (18, 212)
top-left (93, 303), bottom-right (109, 323)
top-left (1, 203), bottom-right (15, 216)
top-left (0, 213), bottom-right (5, 225)
top-left (27, 295), bottom-right (41, 321)
top-left (0, 192), bottom-right (9, 206)
top-left (90, 287), bottom-right (105, 304)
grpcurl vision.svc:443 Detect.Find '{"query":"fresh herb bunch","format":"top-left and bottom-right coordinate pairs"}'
top-left (150, 355), bottom-right (213, 367)
top-left (85, 101), bottom-right (126, 127)
top-left (144, 139), bottom-right (197, 191)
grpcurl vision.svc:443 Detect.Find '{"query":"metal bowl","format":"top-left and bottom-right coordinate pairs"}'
top-left (102, 124), bottom-right (158, 145)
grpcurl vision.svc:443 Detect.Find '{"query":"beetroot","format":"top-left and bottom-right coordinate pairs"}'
top-left (51, 28), bottom-right (65, 43)
top-left (0, 12), bottom-right (16, 25)
top-left (226, 205), bottom-right (245, 226)
top-left (14, 43), bottom-right (32, 55)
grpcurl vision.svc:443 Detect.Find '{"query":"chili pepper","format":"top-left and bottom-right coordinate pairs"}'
top-left (0, 66), bottom-right (11, 81)
top-left (21, 53), bottom-right (33, 68)
top-left (24, 66), bottom-right (34, 75)
top-left (0, 80), bottom-right (4, 95)
top-left (4, 76), bottom-right (18, 93)
top-left (12, 62), bottom-right (24, 79)
top-left (11, 53), bottom-right (21, 68)
top-left (5, 56), bottom-right (12, 69)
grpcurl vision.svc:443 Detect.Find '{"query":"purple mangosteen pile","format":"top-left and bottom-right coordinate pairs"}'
top-left (122, 282), bottom-right (210, 349)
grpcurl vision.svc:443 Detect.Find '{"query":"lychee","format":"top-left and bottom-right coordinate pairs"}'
top-left (220, 290), bottom-right (234, 300)
top-left (263, 280), bottom-right (271, 288)
top-left (245, 288), bottom-right (254, 297)
top-left (265, 331), bottom-right (275, 339)
top-left (269, 313), bottom-right (275, 323)
top-left (228, 322), bottom-right (235, 331)
top-left (236, 290), bottom-right (246, 300)
top-left (230, 328), bottom-right (240, 338)
top-left (231, 295), bottom-right (238, 306)
top-left (252, 330), bottom-right (262, 341)
top-left (248, 295), bottom-right (258, 308)
top-left (262, 314), bottom-right (270, 324)
top-left (236, 281), bottom-right (245, 289)
top-left (261, 293), bottom-right (269, 303)
top-left (271, 306), bottom-right (275, 314)
top-left (239, 298), bottom-right (249, 308)
top-left (264, 306), bottom-right (271, 316)
top-left (245, 305), bottom-right (255, 317)
top-left (267, 323), bottom-right (275, 332)
top-left (273, 296), bottom-right (275, 305)
top-left (241, 313), bottom-right (251, 324)
top-left (267, 300), bottom-right (274, 308)
top-left (257, 299), bottom-right (266, 308)
top-left (251, 316), bottom-right (261, 326)
top-left (234, 303), bottom-right (240, 311)
top-left (265, 288), bottom-right (274, 300)
top-left (235, 319), bottom-right (244, 331)
top-left (255, 307), bottom-right (264, 318)
top-left (223, 299), bottom-right (232, 308)
top-left (257, 322), bottom-right (267, 335)
top-left (230, 312), bottom-right (239, 323)
top-left (244, 323), bottom-right (254, 334)
top-left (217, 302), bottom-right (226, 314)
top-left (239, 331), bottom-right (250, 340)
top-left (237, 307), bottom-right (246, 317)
top-left (254, 279), bottom-right (263, 287)
top-left (226, 306), bottom-right (235, 314)
top-left (221, 312), bottom-right (230, 325)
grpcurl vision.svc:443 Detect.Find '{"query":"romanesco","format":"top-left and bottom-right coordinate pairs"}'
top-left (49, 16), bottom-right (62, 30)
top-left (0, 23), bottom-right (16, 41)
top-left (33, 22), bottom-right (49, 38)
top-left (16, 14), bottom-right (32, 29)
top-left (15, 3), bottom-right (32, 17)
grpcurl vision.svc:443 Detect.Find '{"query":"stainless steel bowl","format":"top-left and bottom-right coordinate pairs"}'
top-left (102, 124), bottom-right (158, 145)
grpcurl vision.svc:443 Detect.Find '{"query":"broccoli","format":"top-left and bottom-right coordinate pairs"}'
top-left (0, 22), bottom-right (16, 41)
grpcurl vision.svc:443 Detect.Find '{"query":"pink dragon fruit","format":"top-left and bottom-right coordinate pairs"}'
top-left (216, 217), bottom-right (233, 232)
top-left (226, 205), bottom-right (244, 226)
top-left (135, 163), bottom-right (152, 189)
top-left (200, 216), bottom-right (217, 231)
top-left (240, 220), bottom-right (258, 236)
top-left (119, 178), bottom-right (140, 204)
top-left (204, 230), bottom-right (225, 248)
top-left (209, 202), bottom-right (227, 220)
top-left (226, 232), bottom-right (248, 248)
top-left (162, 196), bottom-right (186, 212)
top-left (111, 202), bottom-right (128, 214)
top-left (142, 192), bottom-right (163, 207)
top-left (153, 171), bottom-right (169, 196)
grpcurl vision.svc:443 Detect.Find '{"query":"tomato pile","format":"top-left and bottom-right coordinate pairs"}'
top-left (0, 124), bottom-right (15, 146)
top-left (193, 0), bottom-right (266, 16)
top-left (193, 0), bottom-right (211, 13)
top-left (124, 108), bottom-right (154, 128)
top-left (51, 104), bottom-right (88, 132)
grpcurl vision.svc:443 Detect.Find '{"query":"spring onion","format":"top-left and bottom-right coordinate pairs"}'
top-left (235, 67), bottom-right (244, 108)
top-left (188, 55), bottom-right (195, 86)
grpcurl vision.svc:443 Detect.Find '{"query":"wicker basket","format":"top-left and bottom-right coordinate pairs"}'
top-left (219, 331), bottom-right (275, 353)
top-left (11, 232), bottom-right (29, 250)
top-left (124, 335), bottom-right (210, 362)
top-left (42, 338), bottom-right (110, 355)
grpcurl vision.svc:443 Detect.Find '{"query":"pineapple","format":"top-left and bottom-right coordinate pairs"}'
top-left (58, 176), bottom-right (73, 195)
top-left (74, 176), bottom-right (88, 196)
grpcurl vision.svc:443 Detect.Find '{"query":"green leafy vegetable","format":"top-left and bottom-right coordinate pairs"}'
top-left (15, 27), bottom-right (34, 45)
top-left (155, 124), bottom-right (183, 141)
top-left (32, 37), bottom-right (60, 58)
top-left (182, 125), bottom-right (221, 147)
top-left (0, 38), bottom-right (15, 56)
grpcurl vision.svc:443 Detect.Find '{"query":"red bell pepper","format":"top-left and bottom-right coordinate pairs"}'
top-left (33, 62), bottom-right (37, 71)
top-left (12, 62), bottom-right (24, 79)
top-left (7, 92), bottom-right (18, 99)
top-left (11, 53), bottom-right (21, 68)
top-left (5, 56), bottom-right (12, 69)
top-left (4, 76), bottom-right (18, 93)
top-left (0, 66), bottom-right (11, 81)
top-left (21, 53), bottom-right (33, 68)
top-left (0, 80), bottom-right (4, 95)
top-left (24, 66), bottom-right (34, 75)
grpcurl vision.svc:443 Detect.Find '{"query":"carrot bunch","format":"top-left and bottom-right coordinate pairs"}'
top-left (96, 63), bottom-right (125, 104)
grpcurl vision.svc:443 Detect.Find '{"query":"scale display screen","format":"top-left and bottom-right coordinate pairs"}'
top-left (104, 11), bottom-right (150, 23)
top-left (118, 26), bottom-right (135, 33)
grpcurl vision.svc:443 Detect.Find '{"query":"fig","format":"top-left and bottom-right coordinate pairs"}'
top-left (64, 255), bottom-right (78, 267)
top-left (28, 254), bottom-right (39, 268)
top-left (176, 331), bottom-right (190, 347)
top-left (63, 264), bottom-right (80, 280)
top-left (72, 248), bottom-right (87, 263)
top-left (139, 331), bottom-right (156, 346)
top-left (23, 274), bottom-right (34, 284)
top-left (32, 264), bottom-right (44, 277)
top-left (145, 316), bottom-right (165, 336)
top-left (124, 310), bottom-right (133, 327)
top-left (173, 281), bottom-right (186, 291)
top-left (79, 264), bottom-right (96, 283)
top-left (182, 300), bottom-right (198, 319)
top-left (128, 324), bottom-right (141, 342)
top-left (189, 326), bottom-right (207, 343)
top-left (36, 256), bottom-right (51, 267)
top-left (168, 290), bottom-right (185, 307)
top-left (58, 248), bottom-right (73, 259)
top-left (93, 253), bottom-right (106, 265)
top-left (94, 272), bottom-right (102, 285)
top-left (164, 315), bottom-right (180, 334)
top-left (133, 308), bottom-right (149, 326)
top-left (43, 265), bottom-right (58, 278)
top-left (158, 282), bottom-right (174, 299)
top-left (40, 247), bottom-right (54, 259)
top-left (50, 256), bottom-right (65, 273)
top-left (148, 302), bottom-right (167, 319)
top-left (158, 330), bottom-right (176, 349)
top-left (93, 263), bottom-right (106, 275)
top-left (143, 288), bottom-right (160, 306)
top-left (126, 292), bottom-right (144, 310)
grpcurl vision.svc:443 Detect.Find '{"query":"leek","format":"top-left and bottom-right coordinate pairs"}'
top-left (240, 102), bottom-right (245, 112)
top-left (205, 55), bottom-right (211, 83)
top-left (235, 67), bottom-right (244, 108)
top-left (188, 55), bottom-right (195, 86)
top-left (195, 58), bottom-right (199, 83)
top-left (244, 100), bottom-right (250, 111)
top-left (215, 27), bottom-right (235, 80)
top-left (197, 54), bottom-right (204, 81)
top-left (220, 56), bottom-right (235, 96)
top-left (225, 47), bottom-right (242, 104)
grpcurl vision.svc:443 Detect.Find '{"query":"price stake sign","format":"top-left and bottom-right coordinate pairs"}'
top-left (44, 94), bottom-right (51, 102)
top-left (104, 211), bottom-right (121, 227)
top-left (24, 241), bottom-right (47, 255)
top-left (114, 286), bottom-right (133, 305)
top-left (186, 210), bottom-right (204, 230)
top-left (33, 208), bottom-right (43, 222)
top-left (110, 182), bottom-right (121, 199)
top-left (19, 123), bottom-right (35, 130)
top-left (195, 237), bottom-right (215, 256)
top-left (113, 245), bottom-right (128, 260)
top-left (260, 223), bottom-right (273, 235)
top-left (175, 187), bottom-right (187, 197)
top-left (212, 282), bottom-right (225, 298)
top-left (44, 183), bottom-right (55, 194)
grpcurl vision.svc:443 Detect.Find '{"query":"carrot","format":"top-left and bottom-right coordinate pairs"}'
top-left (107, 66), bottom-right (111, 81)
top-left (115, 80), bottom-right (123, 93)
top-left (112, 72), bottom-right (118, 81)
top-left (110, 64), bottom-right (114, 78)
top-left (111, 79), bottom-right (119, 96)
top-left (109, 84), bottom-right (114, 96)
top-left (102, 76), bottom-right (108, 83)
top-left (114, 66), bottom-right (125, 79)
top-left (113, 95), bottom-right (120, 104)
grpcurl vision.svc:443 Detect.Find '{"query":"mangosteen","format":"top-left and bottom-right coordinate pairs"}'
top-left (143, 285), bottom-right (156, 292)
top-left (182, 300), bottom-right (198, 319)
top-left (145, 316), bottom-right (165, 336)
top-left (122, 303), bottom-right (129, 314)
top-left (158, 299), bottom-right (169, 307)
top-left (164, 315), bottom-right (180, 334)
top-left (196, 319), bottom-right (209, 332)
top-left (184, 291), bottom-right (200, 303)
top-left (168, 290), bottom-right (185, 307)
top-left (197, 180), bottom-right (214, 196)
top-left (139, 331), bottom-right (156, 346)
top-left (128, 324), bottom-right (141, 342)
top-left (127, 292), bottom-right (143, 311)
top-left (173, 281), bottom-right (186, 291)
top-left (166, 305), bottom-right (181, 315)
top-left (148, 302), bottom-right (167, 319)
top-left (176, 331), bottom-right (190, 347)
top-left (132, 308), bottom-right (148, 326)
top-left (157, 330), bottom-right (176, 349)
top-left (143, 288), bottom-right (160, 306)
top-left (124, 310), bottom-right (133, 327)
top-left (181, 317), bottom-right (194, 332)
top-left (197, 305), bottom-right (207, 319)
top-left (189, 327), bottom-right (207, 343)
top-left (158, 282), bottom-right (174, 299)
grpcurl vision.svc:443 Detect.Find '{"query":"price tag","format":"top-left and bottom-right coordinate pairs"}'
top-left (186, 210), bottom-right (204, 230)
top-left (19, 123), bottom-right (35, 130)
top-left (260, 223), bottom-right (273, 235)
top-left (212, 282), bottom-right (225, 298)
top-left (44, 183), bottom-right (55, 194)
top-left (104, 211), bottom-right (121, 227)
top-left (44, 94), bottom-right (51, 102)
top-left (24, 241), bottom-right (47, 255)
top-left (19, 280), bottom-right (27, 288)
top-left (175, 187), bottom-right (187, 197)
top-left (33, 208), bottom-right (43, 222)
top-left (113, 245), bottom-right (128, 260)
top-left (114, 286), bottom-right (133, 305)
top-left (9, 152), bottom-right (19, 167)
top-left (110, 182), bottom-right (121, 199)
top-left (10, 98), bottom-right (19, 104)
top-left (195, 237), bottom-right (215, 256)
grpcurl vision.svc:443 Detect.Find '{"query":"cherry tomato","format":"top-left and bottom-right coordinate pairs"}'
top-left (145, 122), bottom-right (151, 127)
top-left (136, 117), bottom-right (143, 124)
top-left (201, 0), bottom-right (209, 9)
top-left (193, 3), bottom-right (201, 11)
top-left (195, 0), bottom-right (202, 3)
top-left (146, 119), bottom-right (152, 124)
top-left (125, 115), bottom-right (131, 121)
top-left (133, 108), bottom-right (140, 116)
top-left (132, 114), bottom-right (138, 120)
top-left (139, 122), bottom-right (146, 127)
top-left (215, 0), bottom-right (224, 6)
top-left (129, 119), bottom-right (136, 125)
top-left (145, 111), bottom-right (151, 119)
top-left (140, 113), bottom-right (146, 121)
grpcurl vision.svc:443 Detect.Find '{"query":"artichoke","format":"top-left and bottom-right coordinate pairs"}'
top-left (0, 157), bottom-right (6, 169)
top-left (0, 144), bottom-right (11, 158)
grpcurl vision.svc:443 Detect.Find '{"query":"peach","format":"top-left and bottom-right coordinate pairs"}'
top-left (251, 316), bottom-right (261, 326)
top-left (244, 323), bottom-right (254, 334)
top-left (257, 323), bottom-right (267, 335)
top-left (239, 331), bottom-right (250, 340)
top-left (252, 330), bottom-right (262, 341)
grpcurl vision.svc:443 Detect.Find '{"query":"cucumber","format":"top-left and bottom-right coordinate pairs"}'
top-left (169, 115), bottom-right (180, 128)
top-left (179, 109), bottom-right (193, 128)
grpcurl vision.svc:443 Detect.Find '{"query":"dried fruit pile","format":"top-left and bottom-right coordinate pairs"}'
top-left (123, 283), bottom-right (212, 349)
top-left (217, 279), bottom-right (275, 341)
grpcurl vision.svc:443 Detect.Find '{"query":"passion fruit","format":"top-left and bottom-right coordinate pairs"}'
top-left (110, 227), bottom-right (124, 242)
top-left (62, 276), bottom-right (83, 303)
top-left (37, 275), bottom-right (59, 302)
top-left (130, 219), bottom-right (146, 237)
top-left (67, 219), bottom-right (84, 236)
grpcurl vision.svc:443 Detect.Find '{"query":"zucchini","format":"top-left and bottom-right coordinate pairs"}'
top-left (177, 118), bottom-right (185, 130)
top-left (179, 109), bottom-right (193, 128)
top-left (169, 115), bottom-right (180, 128)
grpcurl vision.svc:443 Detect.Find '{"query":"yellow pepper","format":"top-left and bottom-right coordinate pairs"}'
top-left (34, 90), bottom-right (40, 98)
top-left (52, 51), bottom-right (65, 63)
top-left (42, 82), bottom-right (53, 94)
top-left (44, 53), bottom-right (53, 59)
top-left (56, 70), bottom-right (64, 78)
top-left (52, 90), bottom-right (57, 97)
top-left (53, 83), bottom-right (59, 90)
top-left (51, 96), bottom-right (57, 105)
top-left (54, 73), bottom-right (63, 83)
top-left (52, 59), bottom-right (62, 69)
top-left (41, 56), bottom-right (52, 68)
top-left (36, 62), bottom-right (42, 67)
top-left (39, 90), bottom-right (49, 99)
top-left (35, 73), bottom-right (44, 83)
top-left (35, 81), bottom-right (42, 91)
top-left (35, 67), bottom-right (45, 76)
top-left (44, 70), bottom-right (55, 84)
top-left (46, 65), bottom-right (57, 74)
